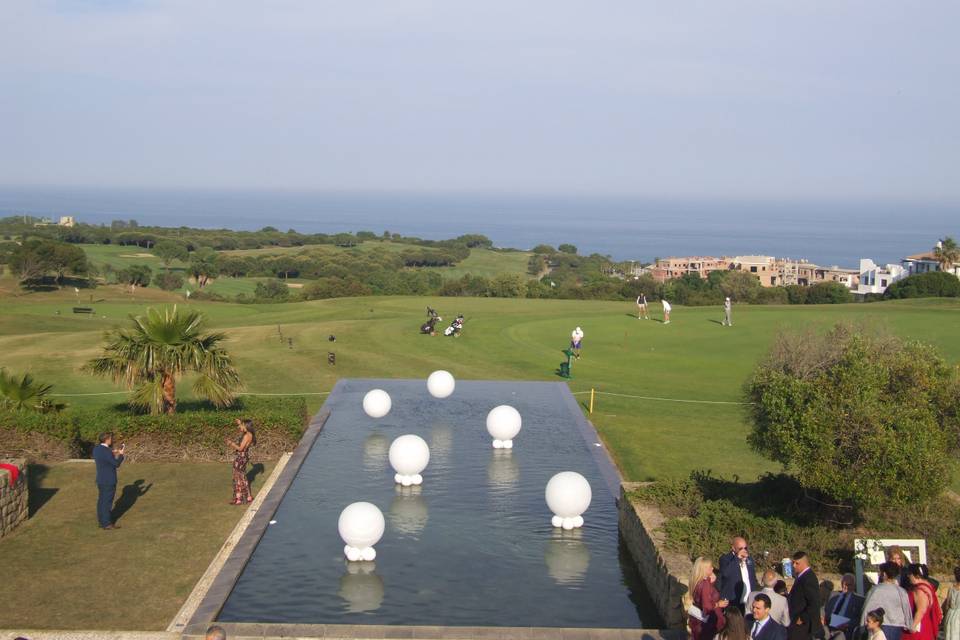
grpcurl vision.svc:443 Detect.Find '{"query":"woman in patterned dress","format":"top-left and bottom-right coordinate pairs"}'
top-left (225, 418), bottom-right (256, 505)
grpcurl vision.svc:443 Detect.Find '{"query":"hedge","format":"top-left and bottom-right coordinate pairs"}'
top-left (0, 396), bottom-right (308, 462)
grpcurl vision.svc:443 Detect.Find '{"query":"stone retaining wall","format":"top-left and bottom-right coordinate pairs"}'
top-left (618, 482), bottom-right (691, 630)
top-left (0, 458), bottom-right (28, 539)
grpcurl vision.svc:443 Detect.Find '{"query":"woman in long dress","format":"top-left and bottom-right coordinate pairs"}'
top-left (903, 563), bottom-right (943, 640)
top-left (686, 556), bottom-right (729, 640)
top-left (225, 418), bottom-right (256, 505)
top-left (942, 567), bottom-right (960, 640)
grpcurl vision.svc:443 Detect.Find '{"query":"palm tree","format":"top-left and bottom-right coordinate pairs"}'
top-left (86, 306), bottom-right (242, 415)
top-left (933, 237), bottom-right (959, 273)
top-left (0, 369), bottom-right (61, 412)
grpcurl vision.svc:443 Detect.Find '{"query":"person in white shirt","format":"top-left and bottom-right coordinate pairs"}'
top-left (662, 299), bottom-right (672, 324)
top-left (723, 297), bottom-right (733, 326)
top-left (570, 327), bottom-right (584, 359)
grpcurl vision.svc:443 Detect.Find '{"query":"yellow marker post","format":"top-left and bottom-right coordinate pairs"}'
top-left (589, 388), bottom-right (595, 414)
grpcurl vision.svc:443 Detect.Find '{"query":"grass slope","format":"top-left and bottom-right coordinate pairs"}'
top-left (1, 288), bottom-right (958, 486)
top-left (422, 248), bottom-right (533, 280)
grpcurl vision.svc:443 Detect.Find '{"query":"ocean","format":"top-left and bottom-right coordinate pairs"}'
top-left (0, 186), bottom-right (956, 268)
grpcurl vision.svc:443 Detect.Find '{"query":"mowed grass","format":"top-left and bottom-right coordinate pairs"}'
top-left (422, 247), bottom-right (533, 280)
top-left (0, 461), bottom-right (274, 629)
top-left (80, 243), bottom-right (188, 271)
top-left (2, 291), bottom-right (959, 485)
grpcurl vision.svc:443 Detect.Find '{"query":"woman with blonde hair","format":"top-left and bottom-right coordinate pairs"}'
top-left (686, 556), bottom-right (729, 640)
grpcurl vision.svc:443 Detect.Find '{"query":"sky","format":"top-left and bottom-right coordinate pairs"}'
top-left (1, 1), bottom-right (958, 201)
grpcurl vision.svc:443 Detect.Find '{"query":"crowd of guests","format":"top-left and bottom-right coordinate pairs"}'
top-left (686, 538), bottom-right (960, 640)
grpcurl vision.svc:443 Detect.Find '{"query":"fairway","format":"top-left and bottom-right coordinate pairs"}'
top-left (2, 290), bottom-right (959, 485)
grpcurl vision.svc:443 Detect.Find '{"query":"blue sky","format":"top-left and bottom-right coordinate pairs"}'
top-left (2, 1), bottom-right (958, 201)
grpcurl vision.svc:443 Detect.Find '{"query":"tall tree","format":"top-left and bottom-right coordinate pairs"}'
top-left (153, 240), bottom-right (189, 272)
top-left (85, 306), bottom-right (242, 415)
top-left (188, 248), bottom-right (219, 287)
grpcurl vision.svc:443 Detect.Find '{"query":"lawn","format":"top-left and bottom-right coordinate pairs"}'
top-left (0, 460), bottom-right (274, 629)
top-left (422, 247), bottom-right (533, 280)
top-left (2, 291), bottom-right (959, 486)
top-left (80, 243), bottom-right (189, 272)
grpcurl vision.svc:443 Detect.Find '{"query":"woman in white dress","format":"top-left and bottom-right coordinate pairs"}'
top-left (943, 566), bottom-right (960, 640)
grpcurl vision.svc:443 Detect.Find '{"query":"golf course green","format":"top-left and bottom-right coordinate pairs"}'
top-left (2, 283), bottom-right (959, 485)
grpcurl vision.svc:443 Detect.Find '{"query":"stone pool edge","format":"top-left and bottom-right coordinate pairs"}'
top-left (182, 382), bottom-right (339, 638)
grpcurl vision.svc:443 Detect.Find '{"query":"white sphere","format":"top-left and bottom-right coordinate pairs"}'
top-left (427, 370), bottom-right (456, 399)
top-left (363, 389), bottom-right (392, 419)
top-left (551, 515), bottom-right (563, 528)
top-left (562, 518), bottom-right (575, 530)
top-left (545, 472), bottom-right (592, 519)
top-left (502, 440), bottom-right (514, 449)
top-left (572, 515), bottom-right (584, 528)
top-left (411, 473), bottom-right (423, 485)
top-left (401, 476), bottom-right (412, 487)
top-left (389, 434), bottom-right (430, 476)
top-left (394, 473), bottom-right (403, 484)
top-left (360, 547), bottom-right (376, 561)
top-left (338, 502), bottom-right (385, 550)
top-left (486, 405), bottom-right (522, 442)
top-left (346, 546), bottom-right (361, 562)
top-left (492, 439), bottom-right (504, 449)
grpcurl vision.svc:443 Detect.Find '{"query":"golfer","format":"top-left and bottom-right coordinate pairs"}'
top-left (662, 299), bottom-right (672, 324)
top-left (723, 297), bottom-right (732, 326)
top-left (571, 326), bottom-right (584, 358)
top-left (636, 293), bottom-right (649, 320)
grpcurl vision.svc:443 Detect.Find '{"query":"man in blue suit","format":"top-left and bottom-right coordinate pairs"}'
top-left (93, 431), bottom-right (125, 530)
top-left (719, 536), bottom-right (761, 612)
top-left (747, 594), bottom-right (789, 640)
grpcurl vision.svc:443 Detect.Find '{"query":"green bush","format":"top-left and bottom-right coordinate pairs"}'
top-left (0, 396), bottom-right (308, 461)
top-left (630, 472), bottom-right (960, 574)
top-left (746, 324), bottom-right (960, 515)
top-left (254, 279), bottom-right (290, 300)
top-left (152, 272), bottom-right (185, 291)
top-left (884, 271), bottom-right (960, 299)
top-left (804, 281), bottom-right (853, 304)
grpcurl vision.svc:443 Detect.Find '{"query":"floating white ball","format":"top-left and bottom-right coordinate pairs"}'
top-left (411, 473), bottom-right (423, 485)
top-left (492, 439), bottom-right (504, 449)
top-left (427, 370), bottom-right (456, 399)
top-left (345, 546), bottom-right (361, 562)
top-left (545, 472), bottom-right (592, 526)
top-left (362, 389), bottom-right (392, 419)
top-left (338, 502), bottom-right (385, 552)
top-left (551, 515), bottom-right (563, 528)
top-left (360, 547), bottom-right (376, 561)
top-left (389, 434), bottom-right (430, 477)
top-left (486, 405), bottom-right (522, 444)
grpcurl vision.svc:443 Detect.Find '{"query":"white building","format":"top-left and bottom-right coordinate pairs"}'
top-left (901, 242), bottom-right (960, 278)
top-left (857, 259), bottom-right (907, 295)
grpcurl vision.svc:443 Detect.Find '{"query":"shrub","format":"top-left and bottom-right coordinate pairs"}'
top-left (254, 279), bottom-right (290, 300)
top-left (804, 281), bottom-right (853, 304)
top-left (153, 272), bottom-right (185, 291)
top-left (884, 271), bottom-right (960, 299)
top-left (746, 324), bottom-right (960, 515)
top-left (0, 396), bottom-right (307, 462)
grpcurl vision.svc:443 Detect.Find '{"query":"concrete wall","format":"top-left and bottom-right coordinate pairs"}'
top-left (0, 458), bottom-right (28, 539)
top-left (618, 483), bottom-right (690, 630)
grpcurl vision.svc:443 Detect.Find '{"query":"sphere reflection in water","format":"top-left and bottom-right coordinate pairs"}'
top-left (429, 422), bottom-right (453, 465)
top-left (362, 433), bottom-right (390, 473)
top-left (362, 389), bottom-right (392, 419)
top-left (544, 533), bottom-right (591, 586)
top-left (388, 485), bottom-right (428, 536)
top-left (487, 449), bottom-right (520, 492)
top-left (338, 561), bottom-right (384, 613)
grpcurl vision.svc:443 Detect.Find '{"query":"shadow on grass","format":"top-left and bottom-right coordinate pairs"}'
top-left (112, 479), bottom-right (152, 523)
top-left (708, 319), bottom-right (724, 325)
top-left (247, 463), bottom-right (265, 486)
top-left (27, 464), bottom-right (58, 517)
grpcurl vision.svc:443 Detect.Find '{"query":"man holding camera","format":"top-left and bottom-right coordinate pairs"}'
top-left (93, 431), bottom-right (125, 530)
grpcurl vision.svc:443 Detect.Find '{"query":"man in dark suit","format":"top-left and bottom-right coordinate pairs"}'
top-left (788, 551), bottom-right (823, 640)
top-left (93, 431), bottom-right (125, 530)
top-left (747, 594), bottom-right (789, 640)
top-left (824, 574), bottom-right (865, 640)
top-left (719, 535), bottom-right (761, 612)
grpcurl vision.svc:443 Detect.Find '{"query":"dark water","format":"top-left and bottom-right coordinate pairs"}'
top-left (1, 185), bottom-right (956, 266)
top-left (217, 379), bottom-right (657, 628)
